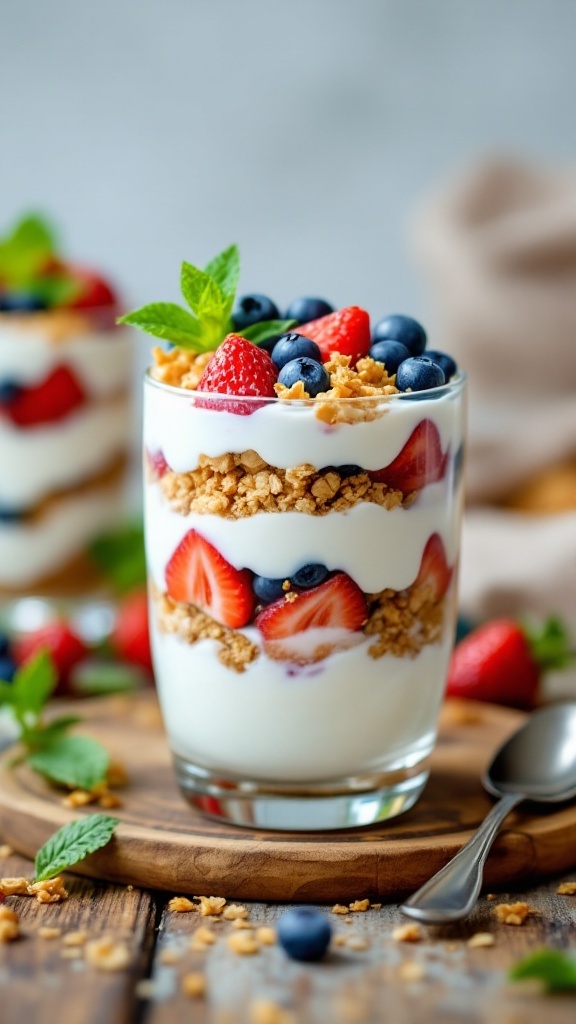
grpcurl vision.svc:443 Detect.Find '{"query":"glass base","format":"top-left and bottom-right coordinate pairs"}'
top-left (173, 754), bottom-right (431, 831)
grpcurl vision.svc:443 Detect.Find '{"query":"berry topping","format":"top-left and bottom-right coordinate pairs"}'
top-left (369, 339), bottom-right (410, 374)
top-left (277, 907), bottom-right (332, 962)
top-left (165, 529), bottom-right (255, 629)
top-left (231, 293), bottom-right (280, 331)
top-left (277, 356), bottom-right (330, 397)
top-left (0, 655), bottom-right (16, 683)
top-left (338, 464), bottom-right (363, 478)
top-left (197, 334), bottom-right (277, 415)
top-left (0, 505), bottom-right (26, 523)
top-left (372, 314), bottom-right (427, 356)
top-left (253, 576), bottom-right (287, 604)
top-left (271, 332), bottom-right (322, 369)
top-left (285, 297), bottom-right (334, 324)
top-left (67, 267), bottom-right (117, 309)
top-left (0, 292), bottom-right (47, 313)
top-left (293, 306), bottom-right (371, 364)
top-left (112, 589), bottom-right (152, 673)
top-left (368, 419), bottom-right (448, 493)
top-left (0, 380), bottom-right (23, 404)
top-left (0, 633), bottom-right (11, 658)
top-left (426, 349), bottom-right (458, 381)
top-left (256, 572), bottom-right (367, 640)
top-left (14, 620), bottom-right (88, 688)
top-left (0, 365), bottom-right (86, 427)
top-left (291, 564), bottom-right (329, 589)
top-left (415, 534), bottom-right (452, 602)
top-left (396, 356), bottom-right (445, 392)
top-left (145, 448), bottom-right (170, 481)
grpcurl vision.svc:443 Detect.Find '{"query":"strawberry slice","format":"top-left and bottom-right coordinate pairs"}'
top-left (1, 365), bottom-right (86, 427)
top-left (293, 306), bottom-right (371, 364)
top-left (368, 419), bottom-right (448, 494)
top-left (256, 573), bottom-right (367, 640)
top-left (145, 448), bottom-right (170, 481)
top-left (197, 334), bottom-right (277, 415)
top-left (416, 534), bottom-right (452, 602)
top-left (165, 529), bottom-right (255, 629)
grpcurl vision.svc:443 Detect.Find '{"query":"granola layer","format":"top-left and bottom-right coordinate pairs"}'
top-left (154, 586), bottom-right (259, 673)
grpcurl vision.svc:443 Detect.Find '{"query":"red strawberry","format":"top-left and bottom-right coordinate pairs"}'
top-left (256, 573), bottom-right (367, 655)
top-left (14, 620), bottom-right (88, 693)
top-left (369, 419), bottom-right (448, 494)
top-left (145, 448), bottom-right (170, 481)
top-left (67, 266), bottom-right (117, 309)
top-left (197, 334), bottom-right (277, 415)
top-left (446, 617), bottom-right (571, 710)
top-left (293, 306), bottom-right (371, 364)
top-left (112, 589), bottom-right (152, 673)
top-left (2, 365), bottom-right (86, 427)
top-left (416, 534), bottom-right (452, 601)
top-left (165, 530), bottom-right (255, 629)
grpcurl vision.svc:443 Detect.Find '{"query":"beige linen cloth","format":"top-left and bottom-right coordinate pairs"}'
top-left (413, 159), bottom-right (576, 638)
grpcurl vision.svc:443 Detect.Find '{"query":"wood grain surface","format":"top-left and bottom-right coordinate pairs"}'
top-left (1, 694), bottom-right (576, 903)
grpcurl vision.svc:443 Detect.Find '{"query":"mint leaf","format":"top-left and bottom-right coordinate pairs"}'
top-left (72, 661), bottom-right (140, 696)
top-left (89, 522), bottom-right (146, 595)
top-left (204, 244), bottom-right (240, 312)
top-left (239, 319), bottom-right (296, 345)
top-left (29, 272), bottom-right (82, 308)
top-left (509, 948), bottom-right (576, 992)
top-left (28, 734), bottom-right (109, 791)
top-left (34, 813), bottom-right (118, 882)
top-left (0, 213), bottom-right (57, 287)
top-left (525, 616), bottom-right (574, 672)
top-left (180, 262), bottom-right (226, 320)
top-left (26, 715), bottom-right (83, 751)
top-left (11, 651), bottom-right (57, 721)
top-left (118, 303), bottom-right (207, 350)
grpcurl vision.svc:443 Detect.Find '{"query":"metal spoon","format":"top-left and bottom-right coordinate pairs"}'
top-left (401, 701), bottom-right (576, 924)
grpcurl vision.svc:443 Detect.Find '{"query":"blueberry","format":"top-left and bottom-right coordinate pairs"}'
top-left (426, 349), bottom-right (457, 381)
top-left (396, 356), bottom-right (445, 392)
top-left (0, 505), bottom-right (26, 523)
top-left (285, 297), bottom-right (333, 323)
top-left (0, 655), bottom-right (17, 683)
top-left (0, 633), bottom-right (11, 658)
top-left (291, 564), bottom-right (329, 589)
top-left (369, 340), bottom-right (410, 374)
top-left (271, 333), bottom-right (322, 369)
top-left (372, 314), bottom-right (427, 356)
top-left (0, 292), bottom-right (47, 313)
top-left (278, 357), bottom-right (330, 397)
top-left (231, 293), bottom-right (280, 330)
top-left (338, 464), bottom-right (363, 478)
top-left (277, 907), bottom-right (332, 963)
top-left (455, 614), bottom-right (475, 645)
top-left (253, 576), bottom-right (287, 604)
top-left (0, 379), bottom-right (23, 404)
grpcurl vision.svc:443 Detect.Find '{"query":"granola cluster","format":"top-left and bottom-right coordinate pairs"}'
top-left (151, 346), bottom-right (213, 389)
top-left (276, 354), bottom-right (399, 424)
top-left (154, 586), bottom-right (259, 673)
top-left (158, 450), bottom-right (413, 519)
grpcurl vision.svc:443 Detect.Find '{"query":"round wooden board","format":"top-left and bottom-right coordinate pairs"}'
top-left (1, 693), bottom-right (576, 903)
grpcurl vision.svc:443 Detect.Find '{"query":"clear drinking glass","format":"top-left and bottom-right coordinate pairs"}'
top-left (144, 371), bottom-right (466, 830)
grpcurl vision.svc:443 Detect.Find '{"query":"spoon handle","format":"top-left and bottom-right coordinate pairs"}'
top-left (400, 792), bottom-right (523, 924)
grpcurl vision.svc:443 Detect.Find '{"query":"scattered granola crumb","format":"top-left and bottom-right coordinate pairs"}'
top-left (399, 961), bottom-right (426, 982)
top-left (0, 906), bottom-right (19, 923)
top-left (0, 918), bottom-right (19, 942)
top-left (392, 923), bottom-right (422, 943)
top-left (135, 979), bottom-right (157, 1000)
top-left (0, 845), bottom-right (13, 858)
top-left (494, 902), bottom-right (530, 926)
top-left (62, 789), bottom-right (94, 808)
top-left (168, 896), bottom-right (197, 913)
top-left (557, 881), bottom-right (576, 895)
top-left (62, 930), bottom-right (89, 947)
top-left (159, 947), bottom-right (181, 965)
top-left (0, 877), bottom-right (29, 896)
top-left (61, 947), bottom-right (82, 959)
top-left (467, 932), bottom-right (495, 948)
top-left (349, 899), bottom-right (370, 913)
top-left (332, 904), bottom-right (350, 915)
top-left (196, 896), bottom-right (227, 917)
top-left (249, 1000), bottom-right (294, 1024)
top-left (127, 885), bottom-right (134, 892)
top-left (227, 931), bottom-right (260, 955)
top-left (486, 894), bottom-right (497, 901)
top-left (98, 792), bottom-right (123, 810)
top-left (232, 918), bottom-right (255, 930)
top-left (181, 972), bottom-right (206, 999)
top-left (195, 925), bottom-right (217, 946)
top-left (223, 903), bottom-right (249, 920)
top-left (38, 926), bottom-right (62, 940)
top-left (370, 903), bottom-right (382, 910)
top-left (85, 936), bottom-right (131, 971)
top-left (346, 936), bottom-right (370, 951)
top-left (255, 926), bottom-right (276, 945)
top-left (333, 934), bottom-right (347, 947)
top-left (106, 761), bottom-right (129, 788)
top-left (27, 877), bottom-right (69, 904)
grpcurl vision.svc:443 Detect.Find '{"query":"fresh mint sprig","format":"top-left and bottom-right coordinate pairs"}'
top-left (118, 243), bottom-right (295, 351)
top-left (0, 651), bottom-right (110, 790)
top-left (34, 813), bottom-right (118, 882)
top-left (0, 212), bottom-right (82, 305)
top-left (509, 948), bottom-right (576, 992)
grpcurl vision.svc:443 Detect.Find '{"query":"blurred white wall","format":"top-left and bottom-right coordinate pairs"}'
top-left (2, 0), bottom-right (576, 331)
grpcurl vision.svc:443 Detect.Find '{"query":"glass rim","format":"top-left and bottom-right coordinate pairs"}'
top-left (144, 366), bottom-right (467, 405)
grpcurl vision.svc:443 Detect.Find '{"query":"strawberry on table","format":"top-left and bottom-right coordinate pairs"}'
top-left (196, 334), bottom-right (277, 415)
top-left (112, 589), bottom-right (153, 673)
top-left (416, 533), bottom-right (452, 602)
top-left (14, 620), bottom-right (88, 692)
top-left (293, 306), bottom-right (371, 365)
top-left (369, 420), bottom-right (448, 494)
top-left (165, 529), bottom-right (255, 629)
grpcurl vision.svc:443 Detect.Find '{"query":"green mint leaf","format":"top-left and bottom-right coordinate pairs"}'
top-left (118, 303), bottom-right (208, 350)
top-left (204, 244), bottom-right (240, 314)
top-left (28, 272), bottom-right (82, 308)
top-left (28, 734), bottom-right (109, 791)
top-left (0, 681), bottom-right (15, 706)
top-left (509, 948), bottom-right (576, 992)
top-left (180, 262), bottom-right (226, 321)
top-left (26, 715), bottom-right (83, 751)
top-left (11, 651), bottom-right (57, 721)
top-left (89, 522), bottom-right (146, 595)
top-left (0, 213), bottom-right (58, 287)
top-left (524, 616), bottom-right (574, 673)
top-left (238, 319), bottom-right (297, 345)
top-left (34, 813), bottom-right (118, 882)
top-left (72, 661), bottom-right (141, 696)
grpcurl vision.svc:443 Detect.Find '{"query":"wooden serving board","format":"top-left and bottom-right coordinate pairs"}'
top-left (1, 693), bottom-right (576, 903)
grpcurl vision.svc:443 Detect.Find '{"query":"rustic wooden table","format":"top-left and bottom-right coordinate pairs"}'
top-left (2, 840), bottom-right (576, 1024)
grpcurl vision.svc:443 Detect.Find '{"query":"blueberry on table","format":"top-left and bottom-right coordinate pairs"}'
top-left (278, 357), bottom-right (330, 397)
top-left (396, 356), bottom-right (445, 392)
top-left (0, 379), bottom-right (23, 404)
top-left (271, 333), bottom-right (322, 369)
top-left (291, 564), bottom-right (329, 589)
top-left (231, 294), bottom-right (280, 330)
top-left (0, 292), bottom-right (47, 313)
top-left (285, 297), bottom-right (334, 323)
top-left (369, 340), bottom-right (410, 374)
top-left (0, 655), bottom-right (17, 683)
top-left (253, 576), bottom-right (287, 604)
top-left (426, 349), bottom-right (458, 381)
top-left (372, 314), bottom-right (427, 357)
top-left (277, 907), bottom-right (332, 962)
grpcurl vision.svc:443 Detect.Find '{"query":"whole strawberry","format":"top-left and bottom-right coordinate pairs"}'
top-left (197, 334), bottom-right (277, 414)
top-left (446, 617), bottom-right (572, 710)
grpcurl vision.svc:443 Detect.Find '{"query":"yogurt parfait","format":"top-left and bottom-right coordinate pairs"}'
top-left (127, 245), bottom-right (465, 829)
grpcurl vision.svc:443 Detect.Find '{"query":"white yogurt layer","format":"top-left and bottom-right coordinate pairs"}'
top-left (0, 484), bottom-right (125, 588)
top-left (0, 395), bottom-right (131, 507)
top-left (0, 326), bottom-right (132, 398)
top-left (153, 628), bottom-right (454, 782)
